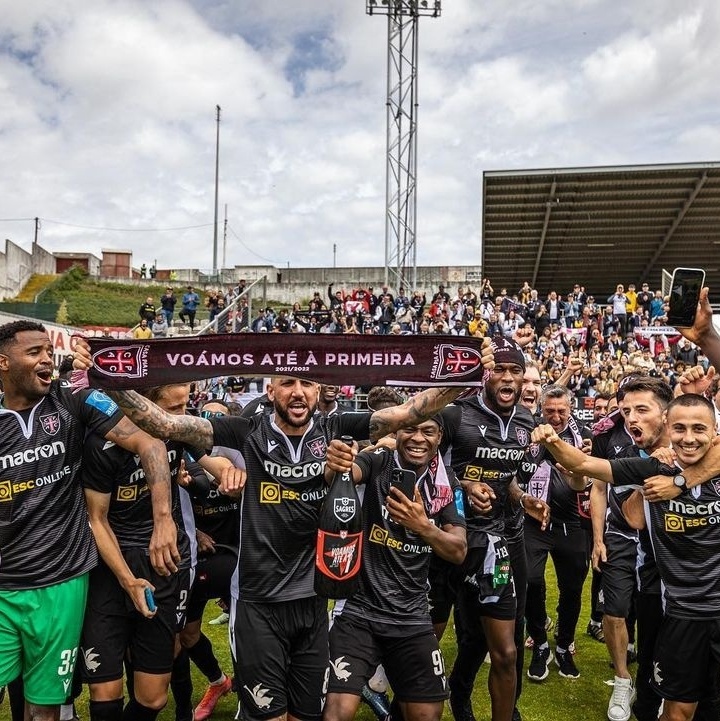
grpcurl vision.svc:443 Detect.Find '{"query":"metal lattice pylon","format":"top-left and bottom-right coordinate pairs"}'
top-left (366, 0), bottom-right (441, 292)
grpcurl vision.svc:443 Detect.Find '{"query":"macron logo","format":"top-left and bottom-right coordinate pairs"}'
top-left (267, 439), bottom-right (279, 453)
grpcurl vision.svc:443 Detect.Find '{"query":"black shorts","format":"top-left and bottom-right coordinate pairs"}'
top-left (187, 549), bottom-right (237, 623)
top-left (230, 596), bottom-right (328, 721)
top-left (601, 533), bottom-right (637, 618)
top-left (80, 551), bottom-right (191, 681)
top-left (327, 613), bottom-right (448, 702)
top-left (651, 616), bottom-right (720, 703)
top-left (459, 535), bottom-right (516, 621)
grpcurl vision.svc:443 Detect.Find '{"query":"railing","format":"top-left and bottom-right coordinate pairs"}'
top-left (197, 276), bottom-right (267, 335)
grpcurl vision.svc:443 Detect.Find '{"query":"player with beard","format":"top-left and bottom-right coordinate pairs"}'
top-left (531, 394), bottom-right (720, 721)
top-left (323, 416), bottom-right (466, 721)
top-left (69, 330), bottom-right (493, 721)
top-left (521, 385), bottom-right (592, 681)
top-left (436, 336), bottom-right (548, 721)
top-left (0, 321), bottom-right (178, 721)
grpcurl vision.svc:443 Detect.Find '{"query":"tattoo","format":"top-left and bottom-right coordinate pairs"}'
top-left (369, 386), bottom-right (460, 441)
top-left (109, 390), bottom-right (214, 448)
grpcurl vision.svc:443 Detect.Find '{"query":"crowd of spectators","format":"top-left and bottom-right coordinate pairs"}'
top-left (189, 278), bottom-right (706, 399)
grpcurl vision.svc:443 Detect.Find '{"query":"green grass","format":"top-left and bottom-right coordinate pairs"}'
top-left (68, 562), bottom-right (617, 720)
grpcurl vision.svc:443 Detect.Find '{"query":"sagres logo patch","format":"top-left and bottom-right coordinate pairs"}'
top-left (260, 482), bottom-right (281, 503)
top-left (431, 343), bottom-right (483, 381)
top-left (333, 497), bottom-right (356, 523)
top-left (93, 346), bottom-right (149, 379)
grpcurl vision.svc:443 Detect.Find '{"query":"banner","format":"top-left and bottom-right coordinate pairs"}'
top-left (85, 334), bottom-right (488, 390)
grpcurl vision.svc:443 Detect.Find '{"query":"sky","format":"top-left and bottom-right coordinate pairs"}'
top-left (1, 0), bottom-right (719, 273)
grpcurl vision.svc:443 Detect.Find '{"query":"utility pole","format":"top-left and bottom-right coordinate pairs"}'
top-left (222, 204), bottom-right (228, 271)
top-left (366, 0), bottom-right (441, 292)
top-left (213, 105), bottom-right (221, 281)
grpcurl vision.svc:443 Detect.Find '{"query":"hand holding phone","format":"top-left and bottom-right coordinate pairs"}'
top-left (391, 468), bottom-right (417, 499)
top-left (668, 267), bottom-right (705, 327)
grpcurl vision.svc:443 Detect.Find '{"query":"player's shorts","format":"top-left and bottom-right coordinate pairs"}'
top-left (327, 613), bottom-right (448, 702)
top-left (0, 573), bottom-right (89, 705)
top-left (80, 550), bottom-right (191, 681)
top-left (187, 549), bottom-right (237, 623)
top-left (601, 532), bottom-right (637, 618)
top-left (651, 616), bottom-right (720, 703)
top-left (230, 596), bottom-right (327, 721)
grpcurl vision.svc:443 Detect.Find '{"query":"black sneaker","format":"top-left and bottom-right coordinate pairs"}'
top-left (555, 649), bottom-right (580, 679)
top-left (448, 691), bottom-right (476, 721)
top-left (512, 708), bottom-right (522, 721)
top-left (586, 621), bottom-right (605, 642)
top-left (527, 645), bottom-right (552, 682)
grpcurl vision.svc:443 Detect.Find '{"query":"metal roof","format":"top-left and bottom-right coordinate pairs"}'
top-left (481, 162), bottom-right (720, 302)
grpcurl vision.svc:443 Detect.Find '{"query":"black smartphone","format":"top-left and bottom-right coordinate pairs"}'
top-left (667, 267), bottom-right (705, 327)
top-left (391, 468), bottom-right (417, 499)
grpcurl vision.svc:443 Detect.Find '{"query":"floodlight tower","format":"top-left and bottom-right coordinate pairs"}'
top-left (366, 0), bottom-right (441, 291)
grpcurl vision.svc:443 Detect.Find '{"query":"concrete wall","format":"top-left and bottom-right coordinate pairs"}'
top-left (0, 239), bottom-right (55, 300)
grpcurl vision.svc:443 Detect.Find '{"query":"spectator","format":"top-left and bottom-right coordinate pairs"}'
top-left (179, 285), bottom-right (201, 330)
top-left (133, 319), bottom-right (153, 339)
top-left (151, 311), bottom-right (169, 338)
top-left (138, 296), bottom-right (156, 323)
top-left (160, 286), bottom-right (177, 326)
top-left (607, 284), bottom-right (628, 334)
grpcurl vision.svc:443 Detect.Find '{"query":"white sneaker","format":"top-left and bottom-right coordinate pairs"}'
top-left (607, 676), bottom-right (636, 721)
top-left (209, 611), bottom-right (230, 625)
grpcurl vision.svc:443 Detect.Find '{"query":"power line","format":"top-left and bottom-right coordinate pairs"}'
top-left (226, 223), bottom-right (283, 266)
top-left (39, 218), bottom-right (214, 232)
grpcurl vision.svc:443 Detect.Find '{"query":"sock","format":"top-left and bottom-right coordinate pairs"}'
top-left (589, 620), bottom-right (601, 628)
top-left (60, 705), bottom-right (75, 721)
top-left (538, 642), bottom-right (549, 650)
top-left (557, 646), bottom-right (567, 655)
top-left (122, 699), bottom-right (161, 721)
top-left (187, 633), bottom-right (223, 683)
top-left (89, 698), bottom-right (124, 721)
top-left (171, 650), bottom-right (193, 721)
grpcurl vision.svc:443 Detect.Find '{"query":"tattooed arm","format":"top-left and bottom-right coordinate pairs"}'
top-left (368, 337), bottom-right (494, 441)
top-left (107, 390), bottom-right (215, 450)
top-left (104, 415), bottom-right (181, 575)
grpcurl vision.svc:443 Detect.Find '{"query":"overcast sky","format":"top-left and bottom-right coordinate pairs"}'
top-left (1, 0), bottom-right (719, 273)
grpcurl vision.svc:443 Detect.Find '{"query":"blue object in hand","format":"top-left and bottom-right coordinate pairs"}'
top-left (144, 587), bottom-right (156, 612)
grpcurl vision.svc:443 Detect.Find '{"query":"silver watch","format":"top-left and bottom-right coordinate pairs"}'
top-left (673, 474), bottom-right (688, 492)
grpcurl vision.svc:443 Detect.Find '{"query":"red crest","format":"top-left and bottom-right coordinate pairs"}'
top-left (431, 344), bottom-right (483, 381)
top-left (93, 346), bottom-right (149, 380)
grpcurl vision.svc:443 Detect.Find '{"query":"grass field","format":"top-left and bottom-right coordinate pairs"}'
top-left (64, 563), bottom-right (619, 721)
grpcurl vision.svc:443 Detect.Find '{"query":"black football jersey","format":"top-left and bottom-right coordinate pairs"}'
top-left (339, 447), bottom-right (465, 625)
top-left (211, 411), bottom-right (371, 602)
top-left (0, 382), bottom-right (123, 589)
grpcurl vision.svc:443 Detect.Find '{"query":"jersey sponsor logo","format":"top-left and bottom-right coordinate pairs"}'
top-left (306, 437), bottom-right (327, 459)
top-left (614, 445), bottom-right (624, 455)
top-left (0, 466), bottom-right (72, 501)
top-left (521, 461), bottom-right (537, 474)
top-left (260, 480), bottom-right (326, 504)
top-left (462, 465), bottom-right (483, 482)
top-left (84, 390), bottom-right (119, 417)
top-left (478, 425), bottom-right (487, 437)
top-left (244, 683), bottom-right (273, 709)
top-left (474, 447), bottom-right (524, 461)
top-left (40, 412), bottom-right (61, 436)
top-left (93, 345), bottom-right (149, 380)
top-left (668, 498), bottom-right (720, 516)
top-left (260, 481), bottom-right (281, 503)
top-left (333, 497), bottom-right (357, 523)
top-left (516, 428), bottom-right (529, 446)
top-left (116, 485), bottom-right (138, 501)
top-left (267, 439), bottom-right (279, 453)
top-left (330, 656), bottom-right (352, 681)
top-left (431, 343), bottom-right (484, 380)
top-left (83, 647), bottom-right (101, 673)
top-left (262, 459), bottom-right (326, 479)
top-left (368, 523), bottom-right (431, 554)
top-left (0, 441), bottom-right (66, 470)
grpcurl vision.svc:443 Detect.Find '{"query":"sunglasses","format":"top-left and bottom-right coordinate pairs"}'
top-left (201, 410), bottom-right (227, 419)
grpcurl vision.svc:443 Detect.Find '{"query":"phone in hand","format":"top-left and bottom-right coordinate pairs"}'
top-left (144, 586), bottom-right (156, 612)
top-left (391, 468), bottom-right (417, 499)
top-left (668, 267), bottom-right (705, 327)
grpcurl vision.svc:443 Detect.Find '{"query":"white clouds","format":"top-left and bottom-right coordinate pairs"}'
top-left (0, 0), bottom-right (719, 272)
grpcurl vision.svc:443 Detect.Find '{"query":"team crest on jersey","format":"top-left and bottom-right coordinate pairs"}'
top-left (711, 479), bottom-right (720, 497)
top-left (306, 437), bottom-right (327, 459)
top-left (516, 428), bottom-right (528, 446)
top-left (40, 412), bottom-right (61, 436)
top-left (528, 442), bottom-right (541, 457)
top-left (430, 343), bottom-right (483, 381)
top-left (92, 345), bottom-right (149, 380)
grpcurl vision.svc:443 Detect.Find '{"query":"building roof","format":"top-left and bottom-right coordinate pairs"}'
top-left (481, 162), bottom-right (720, 302)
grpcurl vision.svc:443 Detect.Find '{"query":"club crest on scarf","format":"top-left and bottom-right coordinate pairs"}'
top-left (431, 343), bottom-right (484, 381)
top-left (93, 346), bottom-right (149, 380)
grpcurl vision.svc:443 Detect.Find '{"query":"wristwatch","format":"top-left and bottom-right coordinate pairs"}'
top-left (673, 474), bottom-right (688, 493)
